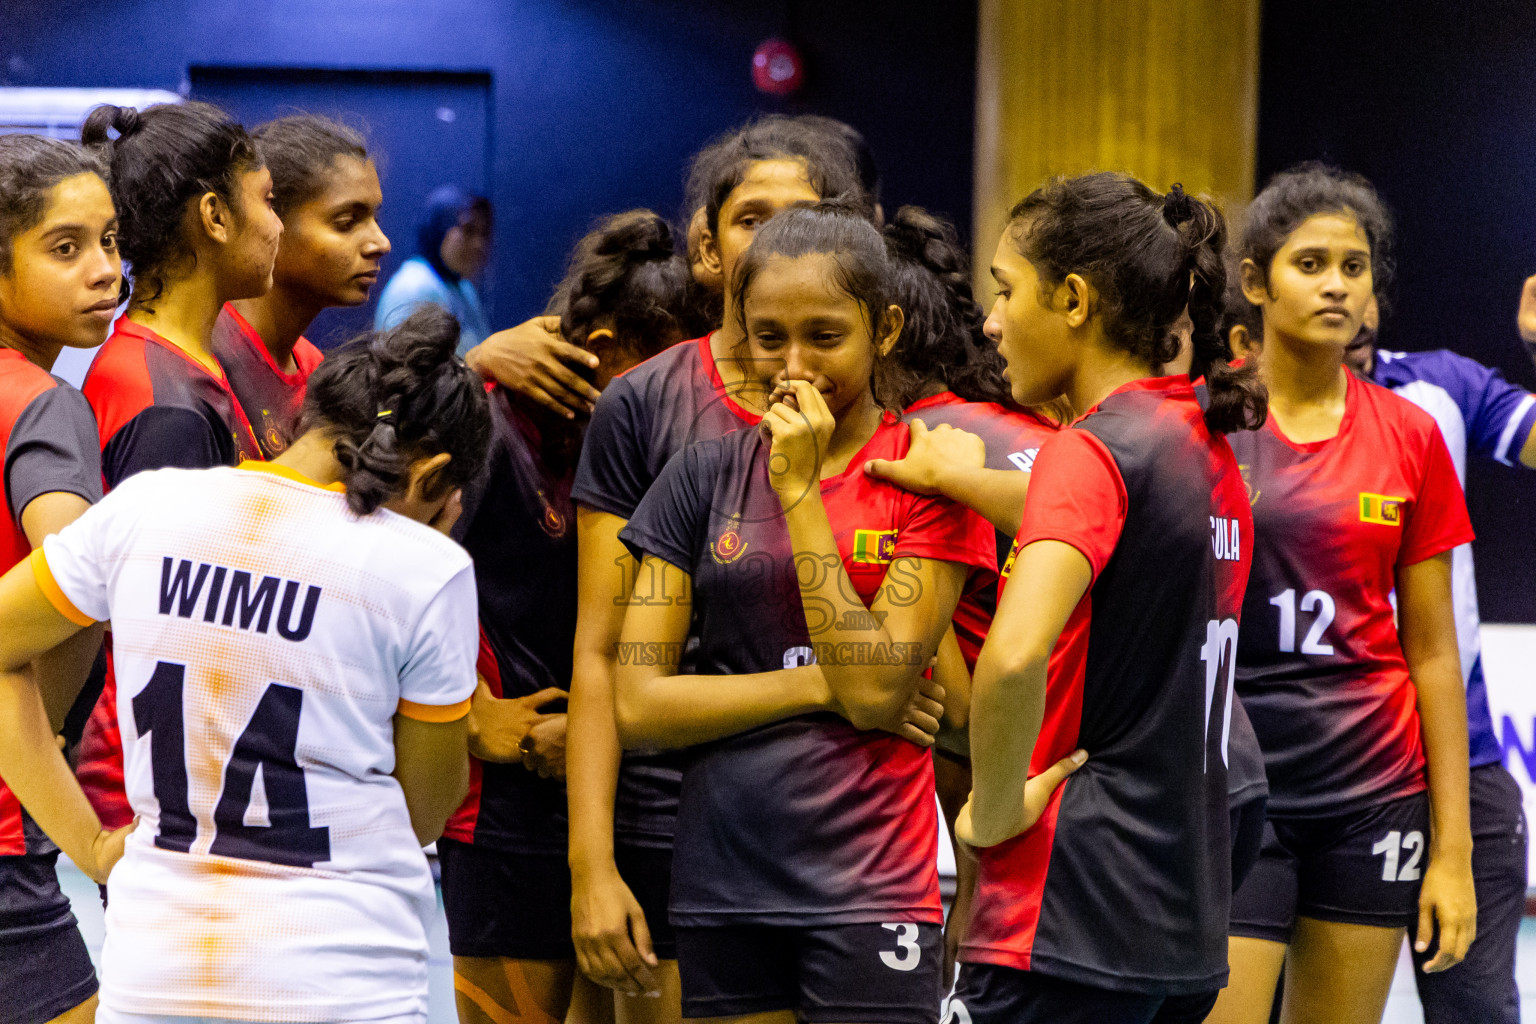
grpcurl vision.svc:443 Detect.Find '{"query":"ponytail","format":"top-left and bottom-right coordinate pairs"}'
top-left (1162, 185), bottom-right (1267, 434)
top-left (881, 205), bottom-right (1010, 407)
top-left (1009, 172), bottom-right (1266, 434)
top-left (301, 306), bottom-right (491, 516)
top-left (81, 101), bottom-right (259, 306)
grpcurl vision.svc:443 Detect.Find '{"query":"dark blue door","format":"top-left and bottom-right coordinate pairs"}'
top-left (191, 67), bottom-right (492, 348)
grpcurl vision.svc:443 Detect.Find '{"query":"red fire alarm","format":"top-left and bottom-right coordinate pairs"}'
top-left (752, 38), bottom-right (805, 96)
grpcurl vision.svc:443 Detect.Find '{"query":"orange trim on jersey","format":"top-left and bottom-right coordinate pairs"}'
top-left (29, 548), bottom-right (95, 626)
top-left (398, 696), bottom-right (471, 723)
top-left (236, 460), bottom-right (347, 492)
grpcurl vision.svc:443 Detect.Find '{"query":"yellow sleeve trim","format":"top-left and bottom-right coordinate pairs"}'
top-left (29, 548), bottom-right (95, 627)
top-left (397, 696), bottom-right (472, 723)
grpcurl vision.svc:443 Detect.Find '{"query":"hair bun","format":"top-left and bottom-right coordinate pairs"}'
top-left (112, 106), bottom-right (143, 138)
top-left (80, 104), bottom-right (143, 148)
top-left (1163, 183), bottom-right (1195, 227)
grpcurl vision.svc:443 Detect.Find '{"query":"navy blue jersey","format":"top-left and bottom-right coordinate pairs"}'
top-left (1230, 372), bottom-right (1474, 818)
top-left (572, 333), bottom-right (760, 848)
top-left (1372, 348), bottom-right (1536, 769)
top-left (621, 416), bottom-right (995, 926)
top-left (445, 389), bottom-right (576, 853)
top-left (963, 378), bottom-right (1253, 995)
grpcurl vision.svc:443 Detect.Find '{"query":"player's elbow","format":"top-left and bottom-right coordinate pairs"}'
top-left (965, 814), bottom-right (1024, 850)
top-left (834, 666), bottom-right (921, 733)
top-left (612, 671), bottom-right (658, 749)
top-left (975, 642), bottom-right (1051, 702)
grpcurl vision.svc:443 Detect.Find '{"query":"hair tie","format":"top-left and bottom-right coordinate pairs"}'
top-left (1162, 183), bottom-right (1195, 227)
top-left (376, 408), bottom-right (394, 420)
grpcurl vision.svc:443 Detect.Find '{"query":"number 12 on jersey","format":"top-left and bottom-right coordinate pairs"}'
top-left (1201, 618), bottom-right (1239, 772)
top-left (133, 659), bottom-right (331, 868)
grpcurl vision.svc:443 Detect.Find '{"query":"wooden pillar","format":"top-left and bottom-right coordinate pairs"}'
top-left (974, 0), bottom-right (1262, 288)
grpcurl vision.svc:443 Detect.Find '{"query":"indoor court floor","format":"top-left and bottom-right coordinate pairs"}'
top-left (56, 858), bottom-right (1536, 1024)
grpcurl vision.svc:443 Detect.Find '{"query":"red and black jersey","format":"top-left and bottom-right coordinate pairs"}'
top-left (76, 318), bottom-right (263, 829)
top-left (211, 303), bottom-right (324, 459)
top-left (962, 377), bottom-right (1253, 995)
top-left (572, 333), bottom-right (760, 848)
top-left (904, 392), bottom-right (1058, 669)
top-left (621, 415), bottom-right (996, 926)
top-left (0, 348), bottom-right (101, 866)
top-left (444, 389), bottom-right (575, 853)
top-left (1229, 370), bottom-right (1474, 818)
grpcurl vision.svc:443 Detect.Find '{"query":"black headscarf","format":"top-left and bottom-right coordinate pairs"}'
top-left (416, 184), bottom-right (485, 283)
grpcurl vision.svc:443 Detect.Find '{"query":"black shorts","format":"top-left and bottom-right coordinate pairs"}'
top-left (616, 840), bottom-right (676, 960)
top-left (0, 853), bottom-right (98, 1024)
top-left (1229, 789), bottom-right (1430, 942)
top-left (676, 921), bottom-right (941, 1023)
top-left (1413, 763), bottom-right (1527, 1024)
top-left (439, 839), bottom-right (676, 961)
top-left (949, 964), bottom-right (1217, 1024)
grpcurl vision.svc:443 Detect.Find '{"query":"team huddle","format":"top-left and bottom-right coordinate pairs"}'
top-left (0, 101), bottom-right (1529, 1024)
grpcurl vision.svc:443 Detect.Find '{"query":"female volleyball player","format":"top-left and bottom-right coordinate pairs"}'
top-left (857, 205), bottom-right (1061, 988)
top-left (441, 210), bottom-right (702, 1024)
top-left (0, 133), bottom-right (119, 1024)
top-left (0, 305), bottom-right (489, 1024)
top-left (614, 200), bottom-right (996, 1024)
top-left (73, 101), bottom-right (282, 837)
top-left (951, 174), bottom-right (1266, 1024)
top-left (216, 115), bottom-right (390, 457)
top-left (563, 117), bottom-right (863, 1014)
top-left (1209, 165), bottom-right (1476, 1024)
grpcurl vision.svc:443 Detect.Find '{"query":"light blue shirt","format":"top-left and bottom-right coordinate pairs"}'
top-left (374, 256), bottom-right (491, 357)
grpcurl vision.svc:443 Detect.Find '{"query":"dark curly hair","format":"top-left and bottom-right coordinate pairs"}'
top-left (1239, 161), bottom-right (1395, 316)
top-left (81, 101), bottom-right (260, 307)
top-left (1008, 172), bottom-right (1266, 434)
top-left (252, 114), bottom-right (368, 220)
top-left (301, 306), bottom-right (491, 516)
top-left (0, 135), bottom-right (111, 275)
top-left (551, 210), bottom-right (705, 360)
top-left (880, 205), bottom-right (1010, 408)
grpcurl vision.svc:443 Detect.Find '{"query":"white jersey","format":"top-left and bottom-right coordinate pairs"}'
top-left (37, 461), bottom-right (478, 1023)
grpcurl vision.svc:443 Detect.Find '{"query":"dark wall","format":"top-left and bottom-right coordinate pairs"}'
top-left (0, 0), bottom-right (974, 335)
top-left (1258, 0), bottom-right (1536, 622)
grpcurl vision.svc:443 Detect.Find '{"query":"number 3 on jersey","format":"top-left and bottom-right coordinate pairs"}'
top-left (133, 659), bottom-right (331, 867)
top-left (879, 922), bottom-right (922, 971)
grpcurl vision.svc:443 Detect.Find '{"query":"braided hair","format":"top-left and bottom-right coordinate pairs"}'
top-left (880, 205), bottom-right (1010, 407)
top-left (301, 306), bottom-right (491, 516)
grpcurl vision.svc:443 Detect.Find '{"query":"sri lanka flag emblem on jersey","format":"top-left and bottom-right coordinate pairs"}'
top-left (1000, 538), bottom-right (1020, 579)
top-left (1359, 492), bottom-right (1405, 526)
top-left (852, 529), bottom-right (897, 564)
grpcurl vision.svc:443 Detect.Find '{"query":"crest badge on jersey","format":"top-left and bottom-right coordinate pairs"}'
top-left (536, 490), bottom-right (566, 537)
top-left (1239, 464), bottom-right (1261, 506)
top-left (711, 518), bottom-right (747, 563)
top-left (1359, 492), bottom-right (1405, 526)
top-left (851, 529), bottom-right (897, 564)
